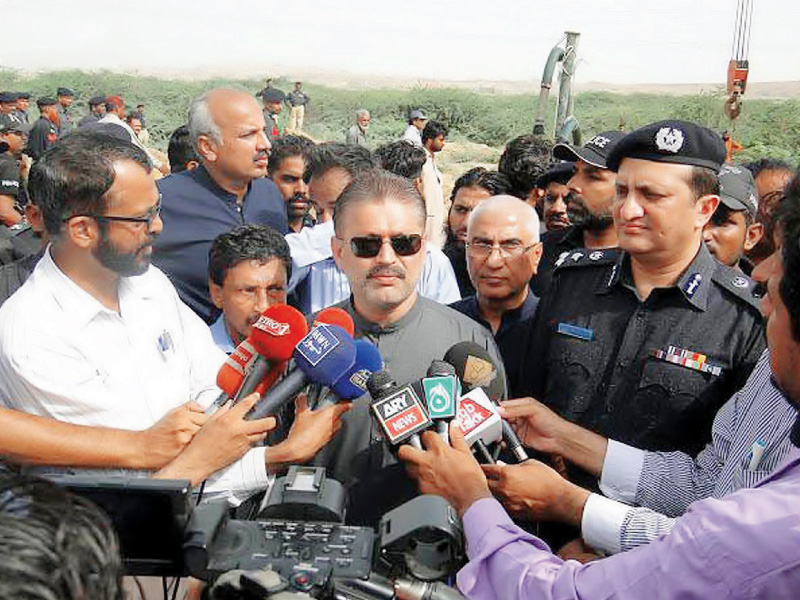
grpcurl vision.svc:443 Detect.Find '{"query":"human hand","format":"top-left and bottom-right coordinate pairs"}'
top-left (139, 401), bottom-right (208, 469)
top-left (482, 460), bottom-right (589, 526)
top-left (155, 393), bottom-right (276, 484)
top-left (498, 397), bottom-right (567, 455)
top-left (557, 538), bottom-right (602, 563)
top-left (398, 423), bottom-right (491, 517)
top-left (265, 395), bottom-right (351, 473)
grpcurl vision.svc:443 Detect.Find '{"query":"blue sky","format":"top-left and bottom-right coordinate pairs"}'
top-left (6, 0), bottom-right (798, 84)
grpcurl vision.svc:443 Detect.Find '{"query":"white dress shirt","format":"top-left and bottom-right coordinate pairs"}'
top-left (402, 124), bottom-right (423, 147)
top-left (0, 248), bottom-right (271, 505)
top-left (285, 221), bottom-right (460, 314)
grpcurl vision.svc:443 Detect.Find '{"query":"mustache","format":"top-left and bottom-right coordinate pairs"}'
top-left (367, 265), bottom-right (406, 279)
top-left (253, 151), bottom-right (269, 162)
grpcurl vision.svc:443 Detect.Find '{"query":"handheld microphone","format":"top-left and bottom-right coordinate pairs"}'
top-left (313, 339), bottom-right (383, 409)
top-left (368, 370), bottom-right (432, 450)
top-left (456, 387), bottom-right (502, 463)
top-left (313, 306), bottom-right (355, 337)
top-left (444, 342), bottom-right (528, 463)
top-left (233, 304), bottom-right (309, 402)
top-left (247, 324), bottom-right (356, 420)
top-left (421, 360), bottom-right (459, 444)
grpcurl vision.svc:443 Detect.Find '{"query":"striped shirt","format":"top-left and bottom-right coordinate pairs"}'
top-left (582, 349), bottom-right (795, 554)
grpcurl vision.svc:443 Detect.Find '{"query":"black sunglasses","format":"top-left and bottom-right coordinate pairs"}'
top-left (346, 234), bottom-right (423, 258)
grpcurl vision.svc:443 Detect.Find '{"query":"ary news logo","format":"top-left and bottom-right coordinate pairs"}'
top-left (295, 324), bottom-right (340, 367)
top-left (371, 387), bottom-right (431, 444)
top-left (422, 376), bottom-right (457, 418)
top-left (253, 315), bottom-right (290, 337)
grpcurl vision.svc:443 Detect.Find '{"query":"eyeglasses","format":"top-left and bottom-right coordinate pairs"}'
top-left (466, 240), bottom-right (539, 259)
top-left (63, 195), bottom-right (162, 227)
top-left (345, 234), bottom-right (423, 258)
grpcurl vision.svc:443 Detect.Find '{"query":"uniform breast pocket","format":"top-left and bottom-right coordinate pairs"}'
top-left (548, 334), bottom-right (604, 415)
top-left (635, 358), bottom-right (713, 428)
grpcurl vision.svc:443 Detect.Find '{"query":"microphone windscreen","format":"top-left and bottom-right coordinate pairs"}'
top-left (313, 306), bottom-right (355, 337)
top-left (367, 370), bottom-right (396, 399)
top-left (293, 324), bottom-right (357, 387)
top-left (444, 341), bottom-right (504, 402)
top-left (250, 303), bottom-right (309, 361)
top-left (216, 339), bottom-right (258, 395)
top-left (427, 359), bottom-right (456, 378)
top-left (332, 339), bottom-right (384, 399)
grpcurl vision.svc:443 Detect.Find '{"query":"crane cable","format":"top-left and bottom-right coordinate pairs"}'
top-left (731, 0), bottom-right (754, 62)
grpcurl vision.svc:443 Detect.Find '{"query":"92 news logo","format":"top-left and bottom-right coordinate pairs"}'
top-left (371, 387), bottom-right (431, 444)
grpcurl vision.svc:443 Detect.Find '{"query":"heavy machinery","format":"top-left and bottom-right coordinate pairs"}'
top-left (725, 0), bottom-right (754, 121)
top-left (532, 31), bottom-right (581, 145)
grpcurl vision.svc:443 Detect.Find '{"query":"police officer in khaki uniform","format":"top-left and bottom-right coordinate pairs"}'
top-left (519, 121), bottom-right (765, 479)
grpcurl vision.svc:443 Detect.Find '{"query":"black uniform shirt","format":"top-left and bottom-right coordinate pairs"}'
top-left (521, 243), bottom-right (765, 456)
top-left (530, 226), bottom-right (584, 297)
top-left (26, 117), bottom-right (57, 161)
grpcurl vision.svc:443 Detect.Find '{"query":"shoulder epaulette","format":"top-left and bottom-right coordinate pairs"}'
top-left (553, 247), bottom-right (620, 271)
top-left (711, 263), bottom-right (761, 310)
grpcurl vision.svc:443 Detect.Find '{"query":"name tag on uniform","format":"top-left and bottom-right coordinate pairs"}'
top-left (556, 322), bottom-right (594, 341)
top-left (652, 345), bottom-right (722, 376)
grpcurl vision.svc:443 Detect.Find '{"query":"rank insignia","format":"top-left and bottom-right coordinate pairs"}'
top-left (652, 345), bottom-right (722, 376)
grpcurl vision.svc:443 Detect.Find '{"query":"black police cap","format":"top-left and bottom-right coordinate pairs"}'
top-left (56, 87), bottom-right (75, 97)
top-left (88, 95), bottom-right (106, 106)
top-left (261, 87), bottom-right (286, 103)
top-left (0, 92), bottom-right (16, 103)
top-left (553, 130), bottom-right (625, 169)
top-left (36, 96), bottom-right (57, 107)
top-left (606, 120), bottom-right (725, 172)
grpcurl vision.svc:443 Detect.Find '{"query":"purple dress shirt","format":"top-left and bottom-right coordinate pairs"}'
top-left (458, 447), bottom-right (800, 599)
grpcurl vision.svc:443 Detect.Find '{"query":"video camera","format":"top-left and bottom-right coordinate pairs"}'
top-left (49, 466), bottom-right (467, 600)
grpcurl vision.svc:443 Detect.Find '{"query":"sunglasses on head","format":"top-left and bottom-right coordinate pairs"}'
top-left (347, 234), bottom-right (423, 258)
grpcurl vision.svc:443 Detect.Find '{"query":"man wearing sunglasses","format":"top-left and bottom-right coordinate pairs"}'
top-left (312, 169), bottom-right (504, 526)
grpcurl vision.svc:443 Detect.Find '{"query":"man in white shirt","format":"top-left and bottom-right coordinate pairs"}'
top-left (402, 109), bottom-right (427, 147)
top-left (421, 120), bottom-right (448, 248)
top-left (0, 132), bottom-right (348, 504)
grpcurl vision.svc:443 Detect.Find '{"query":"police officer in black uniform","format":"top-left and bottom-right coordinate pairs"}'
top-left (77, 96), bottom-right (107, 128)
top-left (519, 121), bottom-right (765, 471)
top-left (26, 97), bottom-right (59, 162)
top-left (532, 131), bottom-right (625, 297)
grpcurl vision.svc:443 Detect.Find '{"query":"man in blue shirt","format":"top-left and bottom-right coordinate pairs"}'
top-left (153, 88), bottom-right (288, 323)
top-left (208, 225), bottom-right (291, 353)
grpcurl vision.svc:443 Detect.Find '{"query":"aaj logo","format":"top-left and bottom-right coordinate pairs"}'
top-left (655, 127), bottom-right (685, 153)
top-left (589, 135), bottom-right (612, 148)
top-left (422, 376), bottom-right (457, 418)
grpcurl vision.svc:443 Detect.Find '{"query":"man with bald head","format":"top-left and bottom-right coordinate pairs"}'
top-left (153, 88), bottom-right (287, 322)
top-left (450, 195), bottom-right (543, 391)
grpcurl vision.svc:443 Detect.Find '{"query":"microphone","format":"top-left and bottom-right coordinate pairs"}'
top-left (312, 339), bottom-right (383, 409)
top-left (211, 339), bottom-right (286, 413)
top-left (247, 323), bottom-right (356, 420)
top-left (456, 387), bottom-right (503, 463)
top-left (234, 304), bottom-right (309, 402)
top-left (368, 370), bottom-right (432, 450)
top-left (444, 342), bottom-right (528, 463)
top-left (421, 360), bottom-right (459, 444)
top-left (313, 306), bottom-right (355, 337)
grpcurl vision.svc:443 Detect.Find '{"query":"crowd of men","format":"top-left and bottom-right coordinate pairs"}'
top-left (0, 81), bottom-right (799, 599)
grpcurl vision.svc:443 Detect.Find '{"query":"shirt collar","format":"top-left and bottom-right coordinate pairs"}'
top-left (599, 243), bottom-right (715, 310)
top-left (36, 246), bottom-right (160, 329)
top-left (345, 295), bottom-right (422, 335)
top-left (192, 164), bottom-right (248, 204)
top-left (209, 314), bottom-right (236, 354)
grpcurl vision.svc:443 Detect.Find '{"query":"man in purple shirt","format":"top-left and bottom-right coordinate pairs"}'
top-left (399, 174), bottom-right (800, 599)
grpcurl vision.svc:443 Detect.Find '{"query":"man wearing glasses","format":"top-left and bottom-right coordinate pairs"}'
top-left (0, 133), bottom-right (346, 504)
top-left (450, 195), bottom-right (543, 394)
top-left (313, 169), bottom-right (504, 526)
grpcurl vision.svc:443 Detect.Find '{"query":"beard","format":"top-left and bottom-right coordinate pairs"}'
top-left (566, 191), bottom-right (614, 233)
top-left (94, 226), bottom-right (155, 277)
